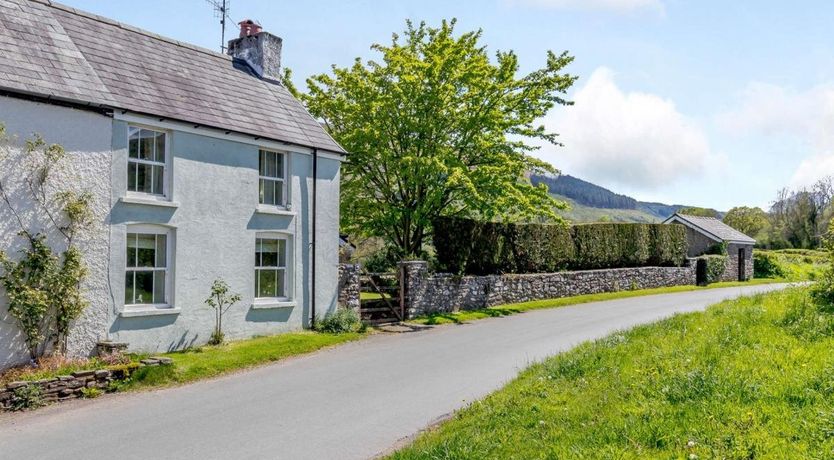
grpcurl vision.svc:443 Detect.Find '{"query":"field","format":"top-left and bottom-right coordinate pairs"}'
top-left (392, 287), bottom-right (834, 459)
top-left (756, 248), bottom-right (827, 281)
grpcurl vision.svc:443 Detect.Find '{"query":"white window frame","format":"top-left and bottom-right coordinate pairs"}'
top-left (127, 125), bottom-right (171, 199)
top-left (254, 232), bottom-right (293, 302)
top-left (124, 224), bottom-right (174, 311)
top-left (258, 149), bottom-right (288, 208)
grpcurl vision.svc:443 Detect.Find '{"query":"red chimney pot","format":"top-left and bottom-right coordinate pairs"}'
top-left (238, 19), bottom-right (262, 38)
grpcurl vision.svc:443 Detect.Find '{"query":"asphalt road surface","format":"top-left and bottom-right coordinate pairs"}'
top-left (0, 283), bottom-right (792, 460)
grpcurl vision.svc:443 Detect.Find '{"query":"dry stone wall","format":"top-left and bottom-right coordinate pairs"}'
top-left (337, 264), bottom-right (361, 311)
top-left (0, 358), bottom-right (172, 411)
top-left (401, 261), bottom-right (697, 318)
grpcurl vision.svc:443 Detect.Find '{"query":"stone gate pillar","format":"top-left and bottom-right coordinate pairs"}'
top-left (399, 260), bottom-right (428, 319)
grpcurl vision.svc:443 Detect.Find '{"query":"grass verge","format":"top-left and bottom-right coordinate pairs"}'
top-left (1, 331), bottom-right (365, 392)
top-left (410, 279), bottom-right (785, 325)
top-left (121, 331), bottom-right (364, 390)
top-left (391, 286), bottom-right (834, 459)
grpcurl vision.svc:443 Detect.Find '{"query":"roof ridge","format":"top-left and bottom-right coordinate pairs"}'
top-left (36, 0), bottom-right (233, 63)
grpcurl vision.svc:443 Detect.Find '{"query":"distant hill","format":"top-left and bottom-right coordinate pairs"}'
top-left (531, 174), bottom-right (637, 210)
top-left (531, 173), bottom-right (698, 223)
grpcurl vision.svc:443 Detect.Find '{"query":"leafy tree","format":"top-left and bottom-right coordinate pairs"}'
top-left (205, 278), bottom-right (241, 345)
top-left (0, 124), bottom-right (93, 359)
top-left (723, 206), bottom-right (768, 237)
top-left (678, 206), bottom-right (720, 218)
top-left (297, 20), bottom-right (576, 256)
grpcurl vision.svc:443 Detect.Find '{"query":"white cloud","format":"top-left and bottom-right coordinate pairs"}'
top-left (790, 154), bottom-right (834, 189)
top-left (506, 0), bottom-right (664, 14)
top-left (538, 67), bottom-right (718, 190)
top-left (716, 82), bottom-right (834, 188)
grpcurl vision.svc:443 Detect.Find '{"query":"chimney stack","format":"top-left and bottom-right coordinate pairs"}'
top-left (227, 19), bottom-right (282, 82)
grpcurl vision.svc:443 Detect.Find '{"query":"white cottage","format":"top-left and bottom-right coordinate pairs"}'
top-left (0, 0), bottom-right (346, 367)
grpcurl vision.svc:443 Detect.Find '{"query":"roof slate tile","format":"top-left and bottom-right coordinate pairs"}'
top-left (0, 0), bottom-right (344, 154)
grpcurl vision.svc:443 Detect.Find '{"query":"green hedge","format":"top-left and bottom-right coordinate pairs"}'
top-left (753, 252), bottom-right (786, 279)
top-left (433, 217), bottom-right (687, 275)
top-left (699, 254), bottom-right (728, 284)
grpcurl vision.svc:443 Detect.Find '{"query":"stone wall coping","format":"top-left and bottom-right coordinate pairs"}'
top-left (429, 265), bottom-right (691, 279)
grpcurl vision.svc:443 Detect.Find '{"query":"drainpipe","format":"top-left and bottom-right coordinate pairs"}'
top-left (311, 148), bottom-right (318, 329)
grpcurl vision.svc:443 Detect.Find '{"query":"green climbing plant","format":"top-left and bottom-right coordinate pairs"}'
top-left (0, 123), bottom-right (93, 360)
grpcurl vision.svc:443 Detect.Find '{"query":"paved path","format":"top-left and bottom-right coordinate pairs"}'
top-left (0, 284), bottom-right (792, 460)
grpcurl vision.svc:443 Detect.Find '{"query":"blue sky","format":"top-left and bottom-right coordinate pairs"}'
top-left (59, 0), bottom-right (834, 210)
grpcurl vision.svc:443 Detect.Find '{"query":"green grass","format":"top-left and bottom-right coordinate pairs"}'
top-left (410, 279), bottom-right (784, 325)
top-left (360, 292), bottom-right (393, 300)
top-left (758, 248), bottom-right (828, 281)
top-left (391, 287), bottom-right (834, 459)
top-left (122, 331), bottom-right (364, 390)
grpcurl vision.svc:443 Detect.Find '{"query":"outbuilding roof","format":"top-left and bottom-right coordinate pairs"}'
top-left (0, 0), bottom-right (345, 154)
top-left (663, 213), bottom-right (756, 244)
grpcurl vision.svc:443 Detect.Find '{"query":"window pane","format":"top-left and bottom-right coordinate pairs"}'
top-left (152, 165), bottom-right (164, 195)
top-left (274, 181), bottom-right (284, 206)
top-left (276, 268), bottom-right (285, 297)
top-left (153, 270), bottom-right (166, 304)
top-left (137, 163), bottom-right (153, 193)
top-left (136, 234), bottom-right (156, 267)
top-left (262, 180), bottom-right (275, 205)
top-left (128, 134), bottom-right (139, 159)
top-left (139, 129), bottom-right (155, 161)
top-left (259, 239), bottom-right (279, 267)
top-left (156, 234), bottom-right (167, 267)
top-left (259, 178), bottom-right (265, 204)
top-left (128, 162), bottom-right (138, 192)
top-left (134, 271), bottom-right (153, 304)
top-left (126, 233), bottom-right (136, 267)
top-left (124, 272), bottom-right (134, 304)
top-left (259, 150), bottom-right (266, 176)
top-left (257, 269), bottom-right (277, 298)
top-left (154, 131), bottom-right (166, 163)
top-left (265, 151), bottom-right (277, 178)
top-left (275, 153), bottom-right (284, 178)
top-left (278, 239), bottom-right (287, 267)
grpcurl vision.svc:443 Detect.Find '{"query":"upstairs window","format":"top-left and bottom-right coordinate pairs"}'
top-left (128, 127), bottom-right (167, 196)
top-left (259, 149), bottom-right (286, 206)
top-left (255, 236), bottom-right (288, 299)
top-left (125, 228), bottom-right (171, 307)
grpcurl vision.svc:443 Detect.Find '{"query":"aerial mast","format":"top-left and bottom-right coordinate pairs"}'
top-left (206, 0), bottom-right (232, 53)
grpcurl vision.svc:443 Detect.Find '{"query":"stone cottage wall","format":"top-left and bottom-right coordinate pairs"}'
top-left (722, 243), bottom-right (754, 282)
top-left (337, 263), bottom-right (361, 311)
top-left (400, 261), bottom-right (697, 318)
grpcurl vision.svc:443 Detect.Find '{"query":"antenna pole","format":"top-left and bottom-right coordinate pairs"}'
top-left (207, 0), bottom-right (232, 53)
top-left (220, 0), bottom-right (227, 52)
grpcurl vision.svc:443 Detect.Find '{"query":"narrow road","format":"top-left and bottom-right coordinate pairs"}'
top-left (0, 284), bottom-right (791, 460)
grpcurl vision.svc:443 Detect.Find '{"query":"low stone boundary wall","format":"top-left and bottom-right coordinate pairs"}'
top-left (337, 263), bottom-right (361, 311)
top-left (0, 357), bottom-right (172, 411)
top-left (400, 261), bottom-right (696, 318)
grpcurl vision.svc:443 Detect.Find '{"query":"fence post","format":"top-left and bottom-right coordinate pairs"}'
top-left (398, 260), bottom-right (428, 319)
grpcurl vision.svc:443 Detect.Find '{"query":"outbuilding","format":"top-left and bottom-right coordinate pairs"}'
top-left (663, 213), bottom-right (755, 281)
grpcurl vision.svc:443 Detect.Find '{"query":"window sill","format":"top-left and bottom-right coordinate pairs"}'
top-left (119, 307), bottom-right (181, 318)
top-left (255, 205), bottom-right (295, 216)
top-left (251, 300), bottom-right (296, 310)
top-left (120, 196), bottom-right (179, 208)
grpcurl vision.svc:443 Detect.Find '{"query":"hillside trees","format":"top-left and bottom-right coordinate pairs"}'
top-left (297, 20), bottom-right (576, 256)
top-left (723, 206), bottom-right (768, 238)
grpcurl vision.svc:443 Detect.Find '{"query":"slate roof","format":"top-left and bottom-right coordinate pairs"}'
top-left (0, 0), bottom-right (345, 154)
top-left (664, 213), bottom-right (756, 244)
